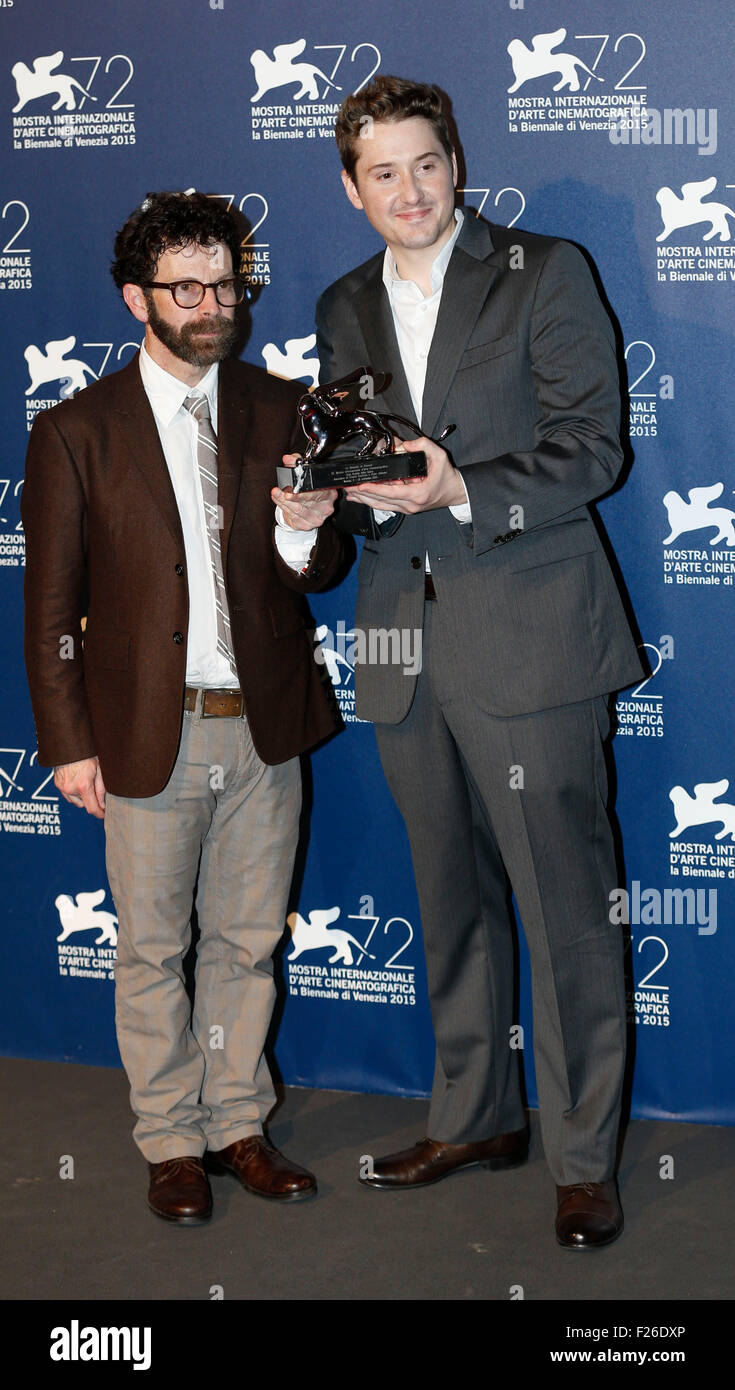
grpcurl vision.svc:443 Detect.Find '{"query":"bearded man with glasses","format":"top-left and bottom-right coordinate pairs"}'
top-left (21, 191), bottom-right (342, 1224)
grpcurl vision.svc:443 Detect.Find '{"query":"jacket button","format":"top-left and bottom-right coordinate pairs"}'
top-left (173, 631), bottom-right (184, 644)
top-left (410, 556), bottom-right (422, 569)
top-left (174, 563), bottom-right (184, 576)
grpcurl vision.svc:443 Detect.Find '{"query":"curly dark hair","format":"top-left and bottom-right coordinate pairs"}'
top-left (335, 75), bottom-right (453, 181)
top-left (110, 191), bottom-right (243, 289)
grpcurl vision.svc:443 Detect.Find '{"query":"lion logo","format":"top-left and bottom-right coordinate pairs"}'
top-left (12, 52), bottom-right (96, 113)
top-left (24, 337), bottom-right (95, 397)
top-left (250, 40), bottom-right (341, 103)
top-left (55, 890), bottom-right (118, 946)
top-left (656, 178), bottom-right (735, 243)
top-left (507, 29), bottom-right (603, 94)
top-left (287, 906), bottom-right (374, 966)
top-left (662, 484), bottom-right (735, 547)
top-left (670, 781), bottom-right (735, 842)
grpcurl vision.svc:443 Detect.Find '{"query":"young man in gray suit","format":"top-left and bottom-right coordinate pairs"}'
top-left (273, 77), bottom-right (644, 1248)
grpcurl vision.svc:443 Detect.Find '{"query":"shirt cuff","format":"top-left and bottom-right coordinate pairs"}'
top-left (274, 508), bottom-right (318, 571)
top-left (448, 473), bottom-right (472, 524)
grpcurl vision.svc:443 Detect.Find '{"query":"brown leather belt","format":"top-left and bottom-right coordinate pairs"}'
top-left (424, 573), bottom-right (438, 601)
top-left (184, 687), bottom-right (244, 718)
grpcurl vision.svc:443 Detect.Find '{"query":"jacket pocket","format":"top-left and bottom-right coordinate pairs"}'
top-left (507, 518), bottom-right (598, 572)
top-left (457, 332), bottom-right (518, 370)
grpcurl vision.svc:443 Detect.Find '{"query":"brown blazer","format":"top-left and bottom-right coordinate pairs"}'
top-left (21, 353), bottom-right (343, 797)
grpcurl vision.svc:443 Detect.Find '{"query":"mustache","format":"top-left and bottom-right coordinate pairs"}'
top-left (184, 315), bottom-right (233, 334)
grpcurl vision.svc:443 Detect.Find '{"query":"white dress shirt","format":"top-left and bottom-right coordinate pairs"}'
top-left (138, 343), bottom-right (239, 688)
top-left (383, 207), bottom-right (463, 426)
top-left (274, 207), bottom-right (471, 569)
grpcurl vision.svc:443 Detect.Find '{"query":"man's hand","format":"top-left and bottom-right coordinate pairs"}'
top-left (342, 437), bottom-right (466, 514)
top-left (54, 757), bottom-right (106, 819)
top-left (271, 454), bottom-right (338, 531)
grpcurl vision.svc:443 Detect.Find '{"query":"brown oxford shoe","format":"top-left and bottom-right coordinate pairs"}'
top-left (359, 1129), bottom-right (529, 1190)
top-left (207, 1135), bottom-right (317, 1201)
top-left (147, 1156), bottom-right (212, 1224)
top-left (555, 1180), bottom-right (623, 1249)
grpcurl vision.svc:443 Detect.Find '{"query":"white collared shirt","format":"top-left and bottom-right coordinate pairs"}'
top-left (138, 342), bottom-right (239, 688)
top-left (382, 206), bottom-right (464, 426)
top-left (376, 207), bottom-right (470, 529)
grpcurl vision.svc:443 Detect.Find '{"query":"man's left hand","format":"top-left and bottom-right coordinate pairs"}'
top-left (343, 437), bottom-right (466, 513)
top-left (272, 454), bottom-right (338, 530)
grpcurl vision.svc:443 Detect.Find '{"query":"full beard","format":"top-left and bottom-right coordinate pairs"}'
top-left (145, 297), bottom-right (240, 367)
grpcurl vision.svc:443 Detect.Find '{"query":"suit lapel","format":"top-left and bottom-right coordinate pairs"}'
top-left (353, 270), bottom-right (416, 425)
top-left (109, 353), bottom-right (250, 577)
top-left (110, 356), bottom-right (185, 551)
top-left (351, 215), bottom-right (506, 440)
top-left (421, 217), bottom-right (504, 438)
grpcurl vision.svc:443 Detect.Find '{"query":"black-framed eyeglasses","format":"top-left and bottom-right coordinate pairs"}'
top-left (143, 276), bottom-right (248, 308)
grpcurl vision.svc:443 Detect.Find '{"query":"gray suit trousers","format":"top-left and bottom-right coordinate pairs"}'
top-left (104, 703), bottom-right (301, 1162)
top-left (374, 602), bottom-right (627, 1184)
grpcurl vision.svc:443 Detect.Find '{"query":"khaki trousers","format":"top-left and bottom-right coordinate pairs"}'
top-left (104, 703), bottom-right (301, 1162)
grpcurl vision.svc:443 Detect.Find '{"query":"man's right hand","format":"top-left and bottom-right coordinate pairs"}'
top-left (54, 757), bottom-right (106, 819)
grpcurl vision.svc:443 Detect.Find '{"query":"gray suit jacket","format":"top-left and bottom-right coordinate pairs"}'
top-left (316, 212), bottom-right (645, 723)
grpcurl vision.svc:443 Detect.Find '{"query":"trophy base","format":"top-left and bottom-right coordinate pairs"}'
top-left (276, 450), bottom-right (427, 494)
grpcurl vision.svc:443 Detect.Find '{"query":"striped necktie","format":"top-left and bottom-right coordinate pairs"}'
top-left (183, 390), bottom-right (237, 677)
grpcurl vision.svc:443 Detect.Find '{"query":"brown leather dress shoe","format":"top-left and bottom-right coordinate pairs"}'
top-left (207, 1136), bottom-right (317, 1201)
top-left (147, 1157), bottom-right (212, 1224)
top-left (555, 1180), bottom-right (623, 1249)
top-left (359, 1130), bottom-right (529, 1189)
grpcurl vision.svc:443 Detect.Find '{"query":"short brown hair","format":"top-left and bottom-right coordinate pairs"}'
top-left (335, 75), bottom-right (453, 181)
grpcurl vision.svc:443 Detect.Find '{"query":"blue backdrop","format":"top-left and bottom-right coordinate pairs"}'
top-left (1, 0), bottom-right (733, 1124)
